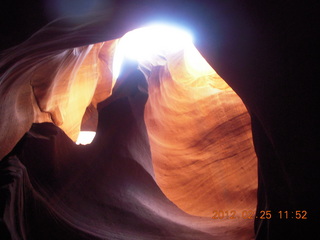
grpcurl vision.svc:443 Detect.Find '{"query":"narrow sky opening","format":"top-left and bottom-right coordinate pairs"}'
top-left (113, 24), bottom-right (194, 79)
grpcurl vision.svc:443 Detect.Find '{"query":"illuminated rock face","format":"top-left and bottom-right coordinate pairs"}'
top-left (142, 45), bottom-right (257, 217)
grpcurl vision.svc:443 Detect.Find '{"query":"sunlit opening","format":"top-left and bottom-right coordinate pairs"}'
top-left (113, 24), bottom-right (194, 79)
top-left (76, 131), bottom-right (96, 145)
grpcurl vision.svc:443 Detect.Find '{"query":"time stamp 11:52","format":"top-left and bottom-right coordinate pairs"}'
top-left (211, 210), bottom-right (308, 220)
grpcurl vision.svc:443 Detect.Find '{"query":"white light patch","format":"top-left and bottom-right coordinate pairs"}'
top-left (76, 131), bottom-right (96, 145)
top-left (113, 24), bottom-right (194, 79)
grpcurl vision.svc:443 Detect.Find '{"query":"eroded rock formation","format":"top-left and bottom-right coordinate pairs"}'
top-left (1, 1), bottom-right (319, 240)
top-left (0, 12), bottom-right (257, 240)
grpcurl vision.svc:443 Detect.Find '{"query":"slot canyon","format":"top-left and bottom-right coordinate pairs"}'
top-left (0, 1), bottom-right (318, 239)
